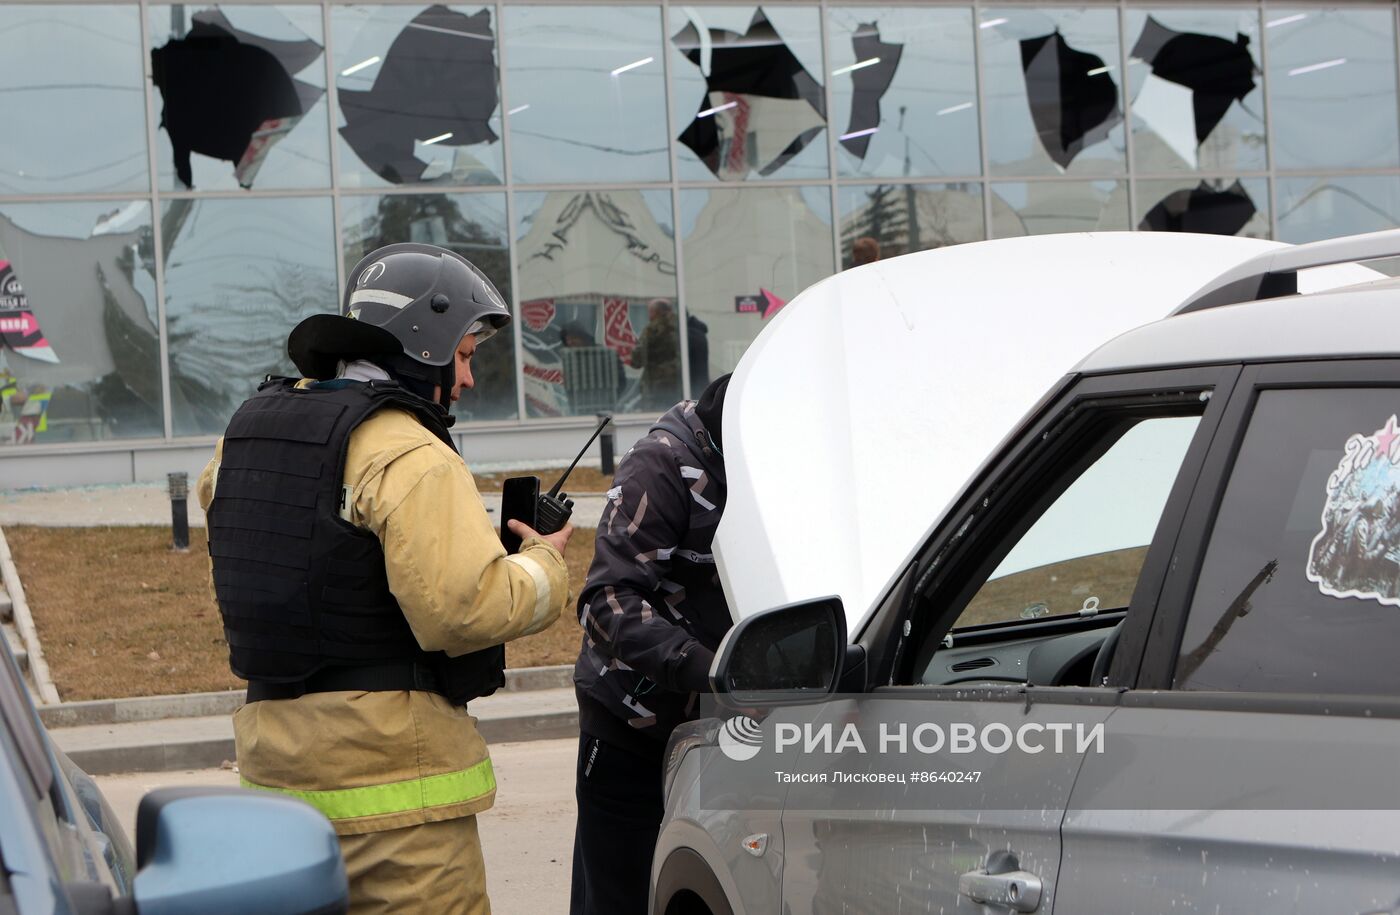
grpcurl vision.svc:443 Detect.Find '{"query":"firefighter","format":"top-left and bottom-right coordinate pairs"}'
top-left (196, 243), bottom-right (573, 914)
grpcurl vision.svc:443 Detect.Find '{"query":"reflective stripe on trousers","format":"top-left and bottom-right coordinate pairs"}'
top-left (240, 757), bottom-right (496, 821)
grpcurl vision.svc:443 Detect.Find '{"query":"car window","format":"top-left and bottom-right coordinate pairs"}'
top-left (954, 415), bottom-right (1201, 629)
top-left (1175, 387), bottom-right (1400, 694)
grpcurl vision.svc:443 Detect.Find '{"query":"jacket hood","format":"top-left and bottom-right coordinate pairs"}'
top-left (652, 401), bottom-right (724, 478)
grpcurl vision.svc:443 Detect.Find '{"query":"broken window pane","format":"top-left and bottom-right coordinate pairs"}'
top-left (0, 5), bottom-right (149, 194)
top-left (1266, 9), bottom-right (1400, 170)
top-left (149, 5), bottom-right (331, 191)
top-left (1276, 176), bottom-right (1400, 245)
top-left (342, 192), bottom-right (517, 421)
top-left (515, 190), bottom-right (679, 416)
top-left (981, 8), bottom-right (1127, 177)
top-left (1125, 9), bottom-right (1266, 174)
top-left (162, 197), bottom-right (337, 435)
top-left (669, 6), bottom-right (828, 182)
top-left (989, 180), bottom-right (1129, 236)
top-left (1136, 177), bottom-right (1269, 238)
top-left (503, 6), bottom-right (670, 184)
top-left (0, 201), bottom-right (161, 445)
top-left (828, 8), bottom-right (980, 180)
top-left (839, 183), bottom-right (984, 269)
top-left (332, 5), bottom-right (504, 188)
top-left (680, 187), bottom-right (834, 381)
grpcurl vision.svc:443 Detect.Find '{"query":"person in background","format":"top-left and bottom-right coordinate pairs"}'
top-left (569, 373), bottom-right (733, 915)
top-left (198, 243), bottom-right (572, 914)
top-left (852, 235), bottom-right (881, 266)
top-left (686, 312), bottom-right (710, 394)
top-left (629, 298), bottom-right (680, 410)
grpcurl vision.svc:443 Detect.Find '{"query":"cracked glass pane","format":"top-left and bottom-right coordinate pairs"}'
top-left (838, 183), bottom-right (984, 269)
top-left (981, 7), bottom-right (1126, 177)
top-left (332, 5), bottom-right (504, 188)
top-left (162, 197), bottom-right (337, 435)
top-left (0, 5), bottom-right (149, 195)
top-left (515, 190), bottom-right (678, 416)
top-left (1276, 176), bottom-right (1400, 245)
top-left (1135, 177), bottom-right (1269, 238)
top-left (989, 180), bottom-right (1129, 236)
top-left (0, 201), bottom-right (161, 445)
top-left (504, 6), bottom-right (670, 184)
top-left (342, 192), bottom-right (516, 421)
top-left (669, 6), bottom-right (827, 182)
top-left (149, 5), bottom-right (331, 191)
top-left (828, 7), bottom-right (979, 180)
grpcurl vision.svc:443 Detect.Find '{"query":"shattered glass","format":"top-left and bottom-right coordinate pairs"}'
top-left (828, 8), bottom-right (980, 179)
top-left (149, 5), bottom-right (330, 190)
top-left (1136, 177), bottom-right (1268, 238)
top-left (333, 5), bottom-right (504, 187)
top-left (669, 6), bottom-right (827, 181)
top-left (1276, 176), bottom-right (1400, 245)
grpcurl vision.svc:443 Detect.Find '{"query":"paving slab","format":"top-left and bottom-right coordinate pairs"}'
top-left (52, 687), bottom-right (579, 776)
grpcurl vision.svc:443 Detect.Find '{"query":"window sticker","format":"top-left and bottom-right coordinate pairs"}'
top-left (1307, 415), bottom-right (1400, 606)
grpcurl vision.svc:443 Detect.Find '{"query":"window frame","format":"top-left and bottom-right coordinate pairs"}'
top-left (864, 364), bottom-right (1243, 692)
top-left (1138, 357), bottom-right (1400, 702)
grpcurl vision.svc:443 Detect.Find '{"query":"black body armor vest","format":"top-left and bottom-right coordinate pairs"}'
top-left (207, 377), bottom-right (504, 705)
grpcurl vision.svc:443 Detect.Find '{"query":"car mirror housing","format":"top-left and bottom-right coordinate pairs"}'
top-left (710, 596), bottom-right (847, 708)
top-left (132, 787), bottom-right (348, 915)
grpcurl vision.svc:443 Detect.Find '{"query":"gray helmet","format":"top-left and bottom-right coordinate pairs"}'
top-left (288, 243), bottom-right (511, 408)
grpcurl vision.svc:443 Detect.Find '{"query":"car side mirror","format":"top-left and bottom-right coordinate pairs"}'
top-left (132, 787), bottom-right (348, 915)
top-left (710, 596), bottom-right (847, 708)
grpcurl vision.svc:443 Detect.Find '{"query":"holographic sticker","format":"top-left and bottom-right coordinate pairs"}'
top-left (1307, 415), bottom-right (1400, 606)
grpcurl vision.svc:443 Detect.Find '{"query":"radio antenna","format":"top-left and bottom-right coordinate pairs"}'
top-left (546, 415), bottom-right (612, 498)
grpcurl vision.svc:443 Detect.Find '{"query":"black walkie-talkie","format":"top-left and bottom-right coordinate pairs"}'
top-left (523, 414), bottom-right (612, 539)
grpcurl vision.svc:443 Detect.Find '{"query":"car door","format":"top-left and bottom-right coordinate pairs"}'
top-left (1058, 360), bottom-right (1400, 914)
top-left (775, 366), bottom-right (1240, 914)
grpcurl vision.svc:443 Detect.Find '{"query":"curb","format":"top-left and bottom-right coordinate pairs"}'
top-left (39, 664), bottom-right (574, 729)
top-left (0, 527), bottom-right (60, 705)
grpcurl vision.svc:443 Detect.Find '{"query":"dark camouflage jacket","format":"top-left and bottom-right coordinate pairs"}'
top-left (574, 400), bottom-right (730, 753)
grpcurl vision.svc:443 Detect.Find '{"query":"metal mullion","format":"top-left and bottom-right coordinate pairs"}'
top-left (971, 0), bottom-right (994, 239)
top-left (1258, 0), bottom-right (1280, 240)
top-left (158, 187), bottom-right (339, 200)
top-left (659, 4), bottom-right (692, 401)
top-left (138, 0), bottom-right (174, 441)
top-left (1117, 2), bottom-right (1137, 228)
top-left (323, 0), bottom-right (347, 302)
top-left (821, 0), bottom-right (842, 272)
top-left (496, 1), bottom-right (528, 424)
top-left (338, 183), bottom-right (510, 197)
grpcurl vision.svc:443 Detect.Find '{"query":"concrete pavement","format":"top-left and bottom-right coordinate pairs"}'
top-left (95, 736), bottom-right (578, 913)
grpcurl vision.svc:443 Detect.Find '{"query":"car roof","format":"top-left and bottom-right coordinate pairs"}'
top-left (1077, 275), bottom-right (1400, 375)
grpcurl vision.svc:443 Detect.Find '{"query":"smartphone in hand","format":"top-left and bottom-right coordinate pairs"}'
top-left (499, 476), bottom-right (540, 554)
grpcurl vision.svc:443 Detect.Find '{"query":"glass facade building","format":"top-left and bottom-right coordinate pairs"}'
top-left (1, 2), bottom-right (1398, 470)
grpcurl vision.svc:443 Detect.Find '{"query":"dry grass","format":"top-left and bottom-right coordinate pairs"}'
top-left (958, 547), bottom-right (1148, 628)
top-left (8, 524), bottom-right (596, 701)
top-left (472, 466), bottom-right (614, 495)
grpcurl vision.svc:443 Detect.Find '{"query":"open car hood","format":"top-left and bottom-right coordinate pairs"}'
top-left (716, 232), bottom-right (1378, 638)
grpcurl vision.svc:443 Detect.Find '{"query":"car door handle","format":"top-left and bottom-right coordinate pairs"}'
top-left (958, 868), bottom-right (1043, 912)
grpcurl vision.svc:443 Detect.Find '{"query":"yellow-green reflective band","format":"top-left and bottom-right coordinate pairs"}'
top-left (240, 758), bottom-right (496, 821)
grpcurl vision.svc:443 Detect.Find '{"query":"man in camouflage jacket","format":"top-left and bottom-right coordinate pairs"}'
top-left (570, 373), bottom-right (731, 915)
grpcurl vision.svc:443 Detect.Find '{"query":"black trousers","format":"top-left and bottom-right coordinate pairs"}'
top-left (570, 731), bottom-right (666, 915)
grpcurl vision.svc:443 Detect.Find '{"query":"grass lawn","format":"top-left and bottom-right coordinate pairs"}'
top-left (8, 521), bottom-right (597, 701)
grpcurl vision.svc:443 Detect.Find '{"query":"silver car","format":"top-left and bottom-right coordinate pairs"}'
top-left (654, 229), bottom-right (1400, 914)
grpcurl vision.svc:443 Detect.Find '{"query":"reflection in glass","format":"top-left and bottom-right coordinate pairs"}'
top-left (0, 202), bottom-right (161, 445)
top-left (669, 6), bottom-right (827, 181)
top-left (1125, 9), bottom-right (1265, 173)
top-left (162, 198), bottom-right (337, 436)
top-left (150, 5), bottom-right (331, 190)
top-left (504, 6), bottom-right (670, 184)
top-left (332, 5), bottom-right (503, 187)
top-left (680, 187), bottom-right (834, 380)
top-left (838, 184), bottom-right (984, 269)
top-left (1136, 177), bottom-right (1268, 237)
top-left (1276, 176), bottom-right (1400, 245)
top-left (829, 8), bottom-right (979, 179)
top-left (990, 181), bottom-right (1129, 237)
top-left (0, 6), bottom-right (149, 195)
top-left (515, 190), bottom-right (678, 416)
top-left (342, 193), bottom-right (516, 422)
top-left (982, 8), bottom-right (1126, 177)
top-left (1267, 10), bottom-right (1400, 170)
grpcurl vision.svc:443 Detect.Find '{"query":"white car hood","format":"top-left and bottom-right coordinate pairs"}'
top-left (715, 232), bottom-right (1376, 638)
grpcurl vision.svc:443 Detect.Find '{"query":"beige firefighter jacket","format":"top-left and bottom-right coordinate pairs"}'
top-left (196, 397), bottom-right (569, 836)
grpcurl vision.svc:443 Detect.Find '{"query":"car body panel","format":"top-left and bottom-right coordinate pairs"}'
top-left (715, 232), bottom-right (1375, 638)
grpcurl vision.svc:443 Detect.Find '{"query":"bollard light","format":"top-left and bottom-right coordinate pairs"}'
top-left (168, 471), bottom-right (190, 552)
top-left (596, 413), bottom-right (615, 475)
